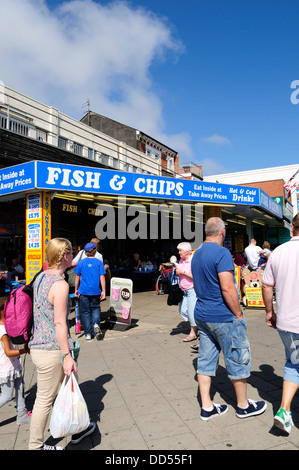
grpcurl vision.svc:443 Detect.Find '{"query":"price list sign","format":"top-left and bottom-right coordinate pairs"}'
top-left (25, 192), bottom-right (51, 282)
top-left (27, 193), bottom-right (41, 220)
top-left (28, 223), bottom-right (41, 249)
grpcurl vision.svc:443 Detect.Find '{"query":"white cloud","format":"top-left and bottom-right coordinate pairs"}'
top-left (199, 158), bottom-right (227, 176)
top-left (160, 131), bottom-right (193, 159)
top-left (0, 0), bottom-right (192, 156)
top-left (202, 134), bottom-right (232, 146)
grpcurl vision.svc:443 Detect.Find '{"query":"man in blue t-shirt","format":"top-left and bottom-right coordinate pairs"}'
top-left (191, 217), bottom-right (266, 421)
top-left (75, 243), bottom-right (106, 341)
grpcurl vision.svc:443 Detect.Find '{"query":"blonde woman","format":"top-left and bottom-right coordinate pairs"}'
top-left (28, 238), bottom-right (95, 450)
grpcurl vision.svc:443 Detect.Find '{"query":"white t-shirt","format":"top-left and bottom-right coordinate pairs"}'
top-left (72, 249), bottom-right (103, 265)
top-left (0, 324), bottom-right (22, 384)
top-left (245, 244), bottom-right (263, 269)
top-left (263, 236), bottom-right (299, 334)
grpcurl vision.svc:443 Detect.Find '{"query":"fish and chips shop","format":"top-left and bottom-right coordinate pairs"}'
top-left (0, 160), bottom-right (283, 285)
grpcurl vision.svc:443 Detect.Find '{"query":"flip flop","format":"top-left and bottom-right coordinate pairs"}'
top-left (191, 344), bottom-right (199, 351)
top-left (183, 335), bottom-right (197, 342)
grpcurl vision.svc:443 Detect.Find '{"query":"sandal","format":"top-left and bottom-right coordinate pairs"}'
top-left (191, 344), bottom-right (199, 351)
top-left (183, 335), bottom-right (197, 342)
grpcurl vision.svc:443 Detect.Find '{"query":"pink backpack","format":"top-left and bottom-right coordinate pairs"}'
top-left (4, 284), bottom-right (33, 345)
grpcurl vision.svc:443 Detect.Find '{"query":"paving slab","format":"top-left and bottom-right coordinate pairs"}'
top-left (0, 291), bottom-right (299, 452)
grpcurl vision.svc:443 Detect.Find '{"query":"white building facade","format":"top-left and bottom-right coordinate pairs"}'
top-left (205, 164), bottom-right (298, 247)
top-left (205, 164), bottom-right (299, 217)
top-left (0, 84), bottom-right (162, 176)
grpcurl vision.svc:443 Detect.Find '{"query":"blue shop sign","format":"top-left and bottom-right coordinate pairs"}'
top-left (35, 161), bottom-right (261, 205)
top-left (0, 161), bottom-right (35, 195)
top-left (260, 191), bottom-right (283, 218)
top-left (0, 161), bottom-right (282, 218)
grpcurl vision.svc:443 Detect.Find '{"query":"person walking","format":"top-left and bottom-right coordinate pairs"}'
top-left (244, 238), bottom-right (264, 270)
top-left (175, 242), bottom-right (197, 342)
top-left (191, 217), bottom-right (267, 421)
top-left (75, 243), bottom-right (106, 341)
top-left (262, 213), bottom-right (299, 434)
top-left (28, 238), bottom-right (95, 450)
top-left (72, 237), bottom-right (103, 265)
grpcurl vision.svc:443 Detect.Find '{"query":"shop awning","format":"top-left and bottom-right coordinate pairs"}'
top-left (0, 160), bottom-right (283, 220)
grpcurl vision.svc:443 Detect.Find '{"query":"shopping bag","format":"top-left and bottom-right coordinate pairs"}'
top-left (167, 284), bottom-right (184, 306)
top-left (50, 372), bottom-right (90, 438)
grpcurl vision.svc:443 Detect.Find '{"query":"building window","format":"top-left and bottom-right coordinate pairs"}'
top-left (100, 153), bottom-right (110, 166)
top-left (73, 142), bottom-right (83, 156)
top-left (36, 129), bottom-right (48, 143)
top-left (167, 156), bottom-right (174, 172)
top-left (112, 158), bottom-right (119, 169)
top-left (0, 115), bottom-right (7, 129)
top-left (58, 136), bottom-right (67, 150)
top-left (88, 148), bottom-right (94, 160)
top-left (145, 144), bottom-right (161, 160)
top-left (121, 162), bottom-right (129, 171)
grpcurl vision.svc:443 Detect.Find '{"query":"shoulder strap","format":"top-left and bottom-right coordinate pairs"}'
top-left (29, 266), bottom-right (44, 286)
top-left (35, 272), bottom-right (46, 292)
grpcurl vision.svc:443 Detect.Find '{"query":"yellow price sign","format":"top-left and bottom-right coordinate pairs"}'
top-left (25, 192), bottom-right (51, 283)
top-left (245, 287), bottom-right (265, 308)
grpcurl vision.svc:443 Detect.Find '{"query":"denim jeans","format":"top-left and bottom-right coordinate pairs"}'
top-left (195, 316), bottom-right (251, 380)
top-left (179, 287), bottom-right (197, 327)
top-left (79, 295), bottom-right (101, 337)
top-left (277, 328), bottom-right (299, 385)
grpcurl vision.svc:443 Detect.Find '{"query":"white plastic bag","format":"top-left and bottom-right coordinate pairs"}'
top-left (50, 372), bottom-right (90, 438)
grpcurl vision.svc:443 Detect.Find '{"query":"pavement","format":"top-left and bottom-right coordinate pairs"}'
top-left (1, 289), bottom-right (299, 452)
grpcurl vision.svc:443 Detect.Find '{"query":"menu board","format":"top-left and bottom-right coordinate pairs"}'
top-left (25, 192), bottom-right (51, 282)
top-left (109, 277), bottom-right (133, 329)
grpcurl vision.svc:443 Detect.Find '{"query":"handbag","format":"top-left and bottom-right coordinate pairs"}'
top-left (167, 284), bottom-right (184, 306)
top-left (50, 372), bottom-right (89, 438)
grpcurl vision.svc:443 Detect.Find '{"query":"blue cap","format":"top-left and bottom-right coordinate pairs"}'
top-left (84, 242), bottom-right (96, 252)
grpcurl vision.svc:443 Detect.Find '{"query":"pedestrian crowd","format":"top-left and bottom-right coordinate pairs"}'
top-left (1, 215), bottom-right (299, 449)
top-left (173, 215), bottom-right (299, 433)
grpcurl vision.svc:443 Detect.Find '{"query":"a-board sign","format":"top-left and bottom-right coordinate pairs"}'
top-left (109, 277), bottom-right (133, 328)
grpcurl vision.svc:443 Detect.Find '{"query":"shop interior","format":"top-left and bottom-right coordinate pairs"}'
top-left (0, 189), bottom-right (288, 293)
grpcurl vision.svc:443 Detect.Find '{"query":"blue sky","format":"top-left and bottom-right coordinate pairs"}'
top-left (1, 0), bottom-right (299, 176)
